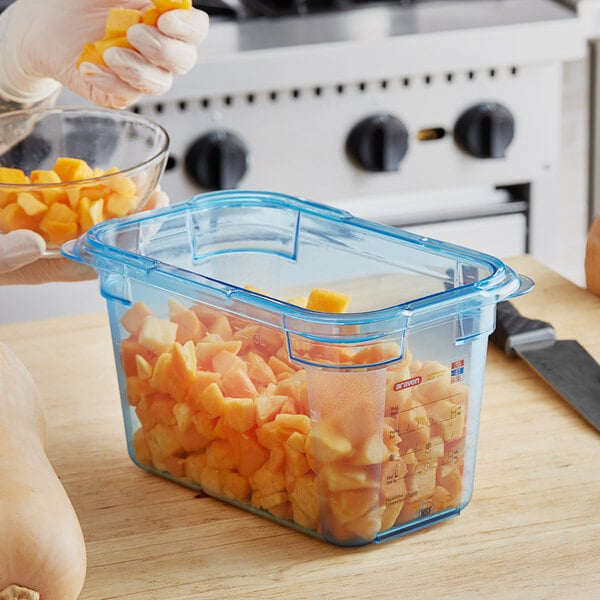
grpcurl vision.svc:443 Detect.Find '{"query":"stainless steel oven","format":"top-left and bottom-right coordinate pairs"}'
top-left (122, 0), bottom-right (585, 261)
top-left (1, 0), bottom-right (588, 323)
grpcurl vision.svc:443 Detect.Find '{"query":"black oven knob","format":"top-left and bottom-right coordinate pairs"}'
top-left (346, 114), bottom-right (409, 172)
top-left (184, 130), bottom-right (248, 190)
top-left (454, 103), bottom-right (515, 159)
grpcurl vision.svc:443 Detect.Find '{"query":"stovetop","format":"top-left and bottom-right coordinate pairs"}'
top-left (193, 1), bottom-right (416, 20)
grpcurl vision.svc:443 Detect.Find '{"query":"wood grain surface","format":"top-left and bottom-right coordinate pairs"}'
top-left (1, 255), bottom-right (599, 600)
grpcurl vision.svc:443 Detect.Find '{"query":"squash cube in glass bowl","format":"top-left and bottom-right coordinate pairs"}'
top-left (0, 106), bottom-right (169, 255)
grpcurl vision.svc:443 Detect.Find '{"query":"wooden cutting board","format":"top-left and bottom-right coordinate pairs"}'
top-left (0, 255), bottom-right (598, 599)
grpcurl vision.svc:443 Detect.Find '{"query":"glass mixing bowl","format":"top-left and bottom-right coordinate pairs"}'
top-left (0, 106), bottom-right (169, 257)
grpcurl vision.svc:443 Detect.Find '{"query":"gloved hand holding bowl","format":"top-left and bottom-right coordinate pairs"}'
top-left (0, 0), bottom-right (209, 284)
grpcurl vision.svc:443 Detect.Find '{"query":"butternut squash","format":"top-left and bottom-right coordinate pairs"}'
top-left (0, 342), bottom-right (86, 600)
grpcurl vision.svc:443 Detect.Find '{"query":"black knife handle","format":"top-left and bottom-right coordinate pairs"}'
top-left (490, 301), bottom-right (556, 356)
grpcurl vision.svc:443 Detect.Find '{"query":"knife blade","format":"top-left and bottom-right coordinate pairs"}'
top-left (490, 301), bottom-right (600, 432)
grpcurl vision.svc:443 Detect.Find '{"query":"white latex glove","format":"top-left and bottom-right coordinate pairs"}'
top-left (0, 185), bottom-right (169, 284)
top-left (0, 229), bottom-right (95, 284)
top-left (0, 0), bottom-right (209, 109)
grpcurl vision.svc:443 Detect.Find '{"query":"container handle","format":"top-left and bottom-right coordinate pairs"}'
top-left (60, 239), bottom-right (80, 262)
top-left (508, 274), bottom-right (535, 299)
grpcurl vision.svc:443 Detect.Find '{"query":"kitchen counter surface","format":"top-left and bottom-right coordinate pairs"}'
top-left (1, 255), bottom-right (599, 600)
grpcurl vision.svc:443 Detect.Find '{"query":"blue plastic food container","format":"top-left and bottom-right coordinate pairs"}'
top-left (63, 190), bottom-right (531, 546)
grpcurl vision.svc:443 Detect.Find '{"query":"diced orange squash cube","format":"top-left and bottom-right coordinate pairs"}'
top-left (254, 394), bottom-right (288, 426)
top-left (397, 398), bottom-right (431, 455)
top-left (431, 485), bottom-right (455, 512)
top-left (121, 336), bottom-right (156, 376)
top-left (274, 370), bottom-right (308, 414)
top-left (132, 428), bottom-right (153, 466)
top-left (406, 463), bottom-right (437, 502)
top-left (107, 175), bottom-right (137, 196)
top-left (185, 370), bottom-right (221, 409)
top-left (245, 351), bottom-right (277, 389)
top-left (149, 352), bottom-right (172, 392)
top-left (172, 401), bottom-right (194, 431)
top-left (273, 413), bottom-right (311, 437)
top-left (121, 301), bottom-right (154, 335)
top-left (208, 314), bottom-right (233, 340)
top-left (414, 436), bottom-right (444, 462)
top-left (165, 455), bottom-right (186, 478)
top-left (354, 433), bottom-right (391, 465)
top-left (319, 464), bottom-right (376, 492)
top-left (195, 337), bottom-right (242, 368)
top-left (184, 453), bottom-right (207, 483)
top-left (53, 157), bottom-right (94, 182)
top-left (284, 444), bottom-right (311, 478)
top-left (77, 42), bottom-right (104, 67)
top-left (286, 430), bottom-right (307, 453)
top-left (268, 444), bottom-right (286, 473)
top-left (237, 434), bottom-right (270, 477)
top-left (171, 340), bottom-right (197, 385)
top-left (425, 399), bottom-right (465, 442)
top-left (79, 197), bottom-right (104, 231)
top-left (94, 36), bottom-right (135, 56)
top-left (125, 374), bottom-right (152, 406)
top-left (260, 491), bottom-right (289, 510)
top-left (205, 439), bottom-right (237, 471)
top-left (437, 463), bottom-right (462, 501)
top-left (79, 183), bottom-right (109, 202)
top-left (306, 288), bottom-right (351, 313)
top-left (268, 355), bottom-right (296, 377)
top-left (352, 341), bottom-right (402, 365)
top-left (268, 501), bottom-right (293, 520)
top-left (339, 507), bottom-right (383, 542)
top-left (307, 423), bottom-right (353, 463)
top-left (149, 396), bottom-right (177, 427)
top-left (328, 488), bottom-right (380, 524)
top-left (190, 304), bottom-right (221, 326)
top-left (143, 7), bottom-right (160, 26)
top-left (220, 367), bottom-right (258, 399)
top-left (104, 8), bottom-right (143, 40)
top-left (290, 473), bottom-right (319, 530)
top-left (0, 189), bottom-right (16, 210)
top-left (145, 423), bottom-right (184, 466)
top-left (256, 421), bottom-right (285, 450)
top-left (198, 381), bottom-right (226, 418)
top-left (105, 192), bottom-right (137, 217)
top-left (46, 220), bottom-right (79, 245)
top-left (248, 463), bottom-right (286, 496)
top-left (212, 350), bottom-right (247, 375)
top-left (252, 326), bottom-right (285, 356)
top-left (29, 169), bottom-right (61, 184)
top-left (135, 354), bottom-right (153, 381)
top-left (0, 167), bottom-right (29, 184)
top-left (152, 0), bottom-right (193, 12)
top-left (138, 315), bottom-right (178, 355)
top-left (179, 426), bottom-right (211, 453)
top-left (66, 186), bottom-right (82, 210)
top-left (211, 417), bottom-right (233, 441)
top-left (16, 192), bottom-right (46, 216)
top-left (38, 202), bottom-right (78, 238)
top-left (220, 470), bottom-right (251, 502)
top-left (193, 411), bottom-right (218, 440)
top-left (200, 466), bottom-right (222, 495)
top-left (222, 396), bottom-right (255, 432)
top-left (0, 204), bottom-right (38, 232)
top-left (168, 301), bottom-right (207, 344)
